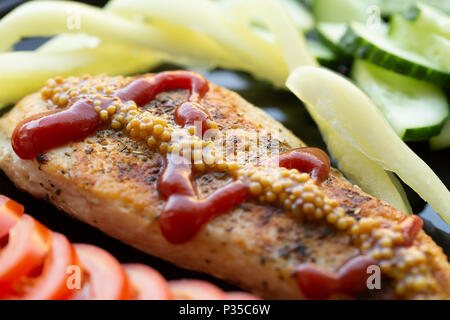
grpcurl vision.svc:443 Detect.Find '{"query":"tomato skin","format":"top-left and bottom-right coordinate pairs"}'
top-left (9, 232), bottom-right (78, 300)
top-left (169, 279), bottom-right (227, 300)
top-left (71, 244), bottom-right (131, 300)
top-left (123, 264), bottom-right (173, 300)
top-left (0, 195), bottom-right (24, 240)
top-left (226, 292), bottom-right (262, 300)
top-left (0, 214), bottom-right (51, 296)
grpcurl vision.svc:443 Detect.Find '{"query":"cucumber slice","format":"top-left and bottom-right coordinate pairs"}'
top-left (313, 0), bottom-right (368, 23)
top-left (430, 116), bottom-right (450, 150)
top-left (378, 0), bottom-right (450, 15)
top-left (389, 5), bottom-right (450, 75)
top-left (306, 38), bottom-right (339, 68)
top-left (313, 0), bottom-right (450, 21)
top-left (339, 22), bottom-right (450, 86)
top-left (351, 60), bottom-right (448, 141)
top-left (315, 23), bottom-right (352, 63)
top-left (316, 23), bottom-right (346, 51)
top-left (400, 3), bottom-right (450, 39)
top-left (287, 66), bottom-right (450, 224)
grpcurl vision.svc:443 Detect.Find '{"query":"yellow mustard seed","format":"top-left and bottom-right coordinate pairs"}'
top-left (111, 120), bottom-right (121, 130)
top-left (228, 162), bottom-right (240, 171)
top-left (194, 162), bottom-right (206, 172)
top-left (250, 182), bottom-right (263, 196)
top-left (99, 110), bottom-right (109, 121)
top-left (272, 182), bottom-right (282, 194)
top-left (147, 136), bottom-right (156, 147)
top-left (168, 143), bottom-right (181, 154)
top-left (303, 203), bottom-right (315, 215)
top-left (302, 192), bottom-right (315, 203)
top-left (159, 142), bottom-right (168, 152)
top-left (161, 131), bottom-right (172, 142)
top-left (154, 118), bottom-right (167, 126)
top-left (266, 191), bottom-right (276, 202)
top-left (326, 213), bottom-right (338, 224)
top-left (107, 105), bottom-right (117, 115)
top-left (129, 128), bottom-right (140, 138)
top-left (59, 94), bottom-right (69, 106)
top-left (314, 208), bottom-right (324, 219)
top-left (153, 124), bottom-right (164, 136)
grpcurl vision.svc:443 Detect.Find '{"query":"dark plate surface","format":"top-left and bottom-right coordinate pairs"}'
top-left (0, 0), bottom-right (448, 291)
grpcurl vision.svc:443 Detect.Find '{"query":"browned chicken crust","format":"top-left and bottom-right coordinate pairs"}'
top-left (0, 74), bottom-right (449, 299)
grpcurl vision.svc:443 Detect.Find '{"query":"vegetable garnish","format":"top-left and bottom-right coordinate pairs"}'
top-left (351, 60), bottom-right (448, 142)
top-left (300, 100), bottom-right (412, 214)
top-left (287, 66), bottom-right (450, 224)
top-left (0, 215), bottom-right (51, 296)
top-left (71, 244), bottom-right (131, 300)
top-left (0, 195), bottom-right (24, 240)
top-left (10, 232), bottom-right (77, 300)
top-left (0, 34), bottom-right (161, 107)
top-left (0, 195), bottom-right (260, 300)
top-left (168, 279), bottom-right (228, 300)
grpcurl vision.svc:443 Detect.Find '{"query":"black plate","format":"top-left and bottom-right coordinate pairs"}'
top-left (0, 0), bottom-right (448, 290)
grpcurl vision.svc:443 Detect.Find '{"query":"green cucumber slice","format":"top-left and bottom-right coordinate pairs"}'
top-left (313, 0), bottom-right (368, 23)
top-left (306, 38), bottom-right (339, 68)
top-left (378, 0), bottom-right (450, 15)
top-left (313, 0), bottom-right (450, 21)
top-left (400, 3), bottom-right (450, 39)
top-left (390, 4), bottom-right (450, 75)
top-left (351, 60), bottom-right (448, 141)
top-left (389, 4), bottom-right (450, 76)
top-left (315, 23), bottom-right (351, 56)
top-left (339, 22), bottom-right (450, 86)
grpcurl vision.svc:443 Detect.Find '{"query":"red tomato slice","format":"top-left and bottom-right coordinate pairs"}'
top-left (226, 292), bottom-right (262, 300)
top-left (0, 214), bottom-right (51, 296)
top-left (0, 195), bottom-right (24, 240)
top-left (10, 232), bottom-right (78, 300)
top-left (168, 279), bottom-right (227, 300)
top-left (71, 244), bottom-right (131, 300)
top-left (123, 264), bottom-right (173, 300)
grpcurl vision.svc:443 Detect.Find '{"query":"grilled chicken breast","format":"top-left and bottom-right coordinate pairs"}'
top-left (0, 73), bottom-right (449, 299)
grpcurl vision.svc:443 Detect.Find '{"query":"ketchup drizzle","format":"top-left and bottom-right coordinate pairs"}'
top-left (12, 100), bottom-right (100, 160)
top-left (118, 71), bottom-right (209, 106)
top-left (296, 255), bottom-right (377, 299)
top-left (157, 153), bottom-right (248, 244)
top-left (270, 147), bottom-right (331, 182)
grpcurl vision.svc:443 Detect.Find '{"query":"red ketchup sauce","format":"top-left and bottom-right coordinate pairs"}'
top-left (12, 100), bottom-right (100, 159)
top-left (174, 102), bottom-right (212, 135)
top-left (265, 147), bottom-right (331, 182)
top-left (118, 71), bottom-right (209, 106)
top-left (296, 255), bottom-right (377, 299)
top-left (157, 153), bottom-right (248, 244)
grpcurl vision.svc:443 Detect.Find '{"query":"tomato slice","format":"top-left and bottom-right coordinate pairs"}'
top-left (0, 214), bottom-right (51, 296)
top-left (226, 292), bottom-right (262, 300)
top-left (123, 264), bottom-right (173, 300)
top-left (71, 244), bottom-right (131, 300)
top-left (7, 232), bottom-right (78, 300)
top-left (0, 195), bottom-right (24, 240)
top-left (168, 279), bottom-right (227, 300)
